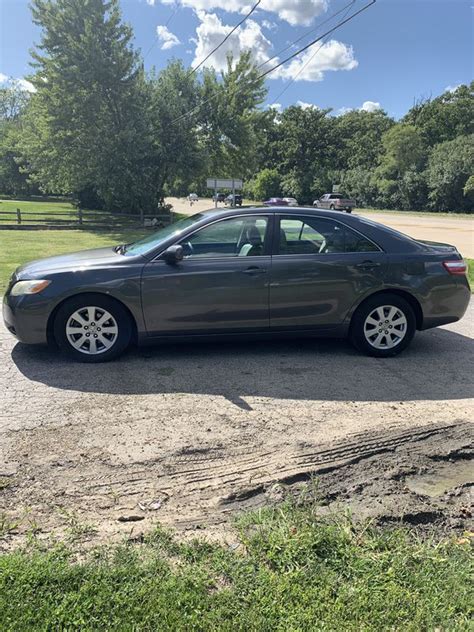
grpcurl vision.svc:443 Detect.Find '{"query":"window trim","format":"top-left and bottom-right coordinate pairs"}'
top-left (273, 213), bottom-right (384, 257)
top-left (152, 213), bottom-right (274, 262)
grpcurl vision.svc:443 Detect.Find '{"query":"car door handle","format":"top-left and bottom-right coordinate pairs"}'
top-left (242, 266), bottom-right (267, 275)
top-left (355, 261), bottom-right (381, 270)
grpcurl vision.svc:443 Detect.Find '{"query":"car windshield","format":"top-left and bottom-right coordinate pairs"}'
top-left (124, 213), bottom-right (205, 256)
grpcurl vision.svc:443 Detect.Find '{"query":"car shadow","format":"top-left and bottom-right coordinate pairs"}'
top-left (10, 326), bottom-right (474, 403)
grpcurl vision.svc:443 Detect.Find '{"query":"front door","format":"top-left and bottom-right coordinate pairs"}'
top-left (270, 214), bottom-right (387, 330)
top-left (141, 214), bottom-right (272, 335)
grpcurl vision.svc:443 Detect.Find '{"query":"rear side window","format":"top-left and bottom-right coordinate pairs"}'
top-left (278, 217), bottom-right (380, 255)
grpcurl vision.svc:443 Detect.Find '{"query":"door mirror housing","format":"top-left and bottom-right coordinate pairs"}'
top-left (163, 244), bottom-right (184, 264)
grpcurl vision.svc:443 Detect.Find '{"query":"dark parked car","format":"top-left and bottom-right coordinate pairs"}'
top-left (314, 193), bottom-right (356, 213)
top-left (4, 207), bottom-right (470, 362)
top-left (212, 193), bottom-right (226, 203)
top-left (263, 197), bottom-right (288, 206)
top-left (225, 194), bottom-right (243, 207)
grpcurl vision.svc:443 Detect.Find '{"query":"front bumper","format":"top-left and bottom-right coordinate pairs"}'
top-left (3, 292), bottom-right (50, 344)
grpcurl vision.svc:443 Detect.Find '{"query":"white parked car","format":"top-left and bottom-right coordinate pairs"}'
top-left (187, 193), bottom-right (199, 202)
top-left (283, 197), bottom-right (298, 206)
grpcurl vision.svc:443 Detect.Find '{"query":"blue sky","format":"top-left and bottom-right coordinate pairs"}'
top-left (0, 0), bottom-right (472, 119)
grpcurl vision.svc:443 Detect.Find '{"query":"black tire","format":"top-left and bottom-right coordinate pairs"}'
top-left (54, 294), bottom-right (132, 362)
top-left (350, 293), bottom-right (416, 358)
top-left (330, 204), bottom-right (335, 210)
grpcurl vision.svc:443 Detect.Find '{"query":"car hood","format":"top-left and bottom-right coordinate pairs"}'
top-left (15, 246), bottom-right (128, 279)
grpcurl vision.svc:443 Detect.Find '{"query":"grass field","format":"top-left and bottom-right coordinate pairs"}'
top-left (1, 505), bottom-right (472, 631)
top-left (0, 229), bottom-right (148, 291)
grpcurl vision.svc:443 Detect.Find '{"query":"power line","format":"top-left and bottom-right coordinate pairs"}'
top-left (259, 0), bottom-right (375, 81)
top-left (267, 1), bottom-right (356, 107)
top-left (188, 0), bottom-right (262, 77)
top-left (171, 0), bottom-right (375, 125)
top-left (257, 0), bottom-right (356, 71)
top-left (144, 1), bottom-right (181, 60)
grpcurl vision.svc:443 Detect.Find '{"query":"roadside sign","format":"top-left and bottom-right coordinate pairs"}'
top-left (207, 178), bottom-right (243, 190)
top-left (207, 177), bottom-right (243, 207)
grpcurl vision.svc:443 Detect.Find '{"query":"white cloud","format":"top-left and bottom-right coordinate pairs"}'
top-left (336, 106), bottom-right (353, 115)
top-left (335, 101), bottom-right (382, 116)
top-left (445, 84), bottom-right (461, 93)
top-left (0, 74), bottom-right (36, 92)
top-left (192, 13), bottom-right (272, 72)
top-left (156, 25), bottom-right (181, 50)
top-left (146, 0), bottom-right (156, 5)
top-left (161, 0), bottom-right (328, 25)
top-left (360, 100), bottom-right (381, 112)
top-left (296, 100), bottom-right (319, 110)
top-left (262, 19), bottom-right (277, 29)
top-left (270, 39), bottom-right (358, 81)
top-left (189, 11), bottom-right (357, 83)
top-left (266, 102), bottom-right (282, 112)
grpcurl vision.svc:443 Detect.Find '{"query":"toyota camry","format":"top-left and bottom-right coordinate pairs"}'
top-left (3, 207), bottom-right (470, 362)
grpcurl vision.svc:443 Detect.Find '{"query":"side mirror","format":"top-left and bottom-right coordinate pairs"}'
top-left (163, 244), bottom-right (184, 264)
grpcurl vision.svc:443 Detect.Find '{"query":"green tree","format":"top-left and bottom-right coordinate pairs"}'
top-left (20, 0), bottom-right (156, 212)
top-left (0, 84), bottom-right (36, 195)
top-left (373, 124), bottom-right (427, 209)
top-left (147, 61), bottom-right (200, 197)
top-left (248, 168), bottom-right (281, 200)
top-left (403, 83), bottom-right (474, 146)
top-left (333, 109), bottom-right (394, 171)
top-left (275, 105), bottom-right (334, 203)
top-left (425, 134), bottom-right (474, 212)
top-left (198, 52), bottom-right (267, 182)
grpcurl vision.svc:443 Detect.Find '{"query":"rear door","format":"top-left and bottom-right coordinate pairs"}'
top-left (141, 214), bottom-right (273, 335)
top-left (269, 214), bottom-right (387, 330)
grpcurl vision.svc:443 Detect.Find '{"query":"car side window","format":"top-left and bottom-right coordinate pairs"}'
top-left (278, 217), bottom-right (380, 255)
top-left (179, 216), bottom-right (268, 258)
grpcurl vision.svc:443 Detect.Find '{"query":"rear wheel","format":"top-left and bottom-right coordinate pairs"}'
top-left (350, 294), bottom-right (416, 357)
top-left (54, 295), bottom-right (132, 362)
top-left (330, 204), bottom-right (335, 210)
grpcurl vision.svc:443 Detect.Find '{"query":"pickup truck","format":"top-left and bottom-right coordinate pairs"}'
top-left (313, 193), bottom-right (356, 213)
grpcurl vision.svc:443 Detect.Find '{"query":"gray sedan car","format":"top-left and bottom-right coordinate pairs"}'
top-left (3, 207), bottom-right (470, 362)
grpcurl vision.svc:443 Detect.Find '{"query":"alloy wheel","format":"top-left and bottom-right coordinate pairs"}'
top-left (65, 306), bottom-right (118, 355)
top-left (363, 305), bottom-right (408, 350)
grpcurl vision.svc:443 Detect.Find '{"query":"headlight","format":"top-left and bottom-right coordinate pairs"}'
top-left (10, 280), bottom-right (51, 296)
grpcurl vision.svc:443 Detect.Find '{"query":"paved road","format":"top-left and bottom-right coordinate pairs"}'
top-left (0, 301), bottom-right (472, 543)
top-left (172, 198), bottom-right (474, 258)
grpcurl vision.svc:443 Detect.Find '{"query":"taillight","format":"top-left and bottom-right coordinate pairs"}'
top-left (443, 260), bottom-right (467, 275)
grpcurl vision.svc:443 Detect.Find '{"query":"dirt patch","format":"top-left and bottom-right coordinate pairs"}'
top-left (219, 422), bottom-right (473, 533)
top-left (1, 421), bottom-right (472, 548)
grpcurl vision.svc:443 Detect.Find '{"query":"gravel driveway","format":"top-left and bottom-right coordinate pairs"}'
top-left (1, 302), bottom-right (473, 545)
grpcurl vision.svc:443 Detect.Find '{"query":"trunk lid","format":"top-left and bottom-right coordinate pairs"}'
top-left (416, 239), bottom-right (460, 255)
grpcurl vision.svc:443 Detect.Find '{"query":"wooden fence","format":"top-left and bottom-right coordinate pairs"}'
top-left (0, 208), bottom-right (172, 229)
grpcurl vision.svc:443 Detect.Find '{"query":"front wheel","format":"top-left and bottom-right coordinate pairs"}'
top-left (54, 295), bottom-right (132, 362)
top-left (350, 294), bottom-right (416, 357)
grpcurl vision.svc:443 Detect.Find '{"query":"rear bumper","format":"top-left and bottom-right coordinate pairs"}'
top-left (420, 278), bottom-right (471, 330)
top-left (3, 293), bottom-right (50, 344)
